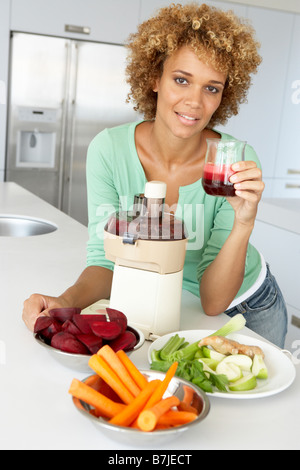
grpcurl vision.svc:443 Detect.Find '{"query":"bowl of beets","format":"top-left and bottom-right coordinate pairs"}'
top-left (34, 307), bottom-right (145, 372)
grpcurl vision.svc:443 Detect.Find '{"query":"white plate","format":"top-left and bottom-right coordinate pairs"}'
top-left (148, 330), bottom-right (296, 399)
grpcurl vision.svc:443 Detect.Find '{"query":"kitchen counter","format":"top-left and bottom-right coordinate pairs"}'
top-left (0, 182), bottom-right (299, 451)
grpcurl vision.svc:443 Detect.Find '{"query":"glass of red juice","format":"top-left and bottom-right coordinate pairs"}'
top-left (202, 139), bottom-right (246, 197)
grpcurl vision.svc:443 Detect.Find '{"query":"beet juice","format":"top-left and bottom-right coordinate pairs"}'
top-left (202, 163), bottom-right (236, 197)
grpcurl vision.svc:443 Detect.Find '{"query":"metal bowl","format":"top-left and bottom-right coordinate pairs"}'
top-left (34, 325), bottom-right (145, 373)
top-left (72, 370), bottom-right (210, 446)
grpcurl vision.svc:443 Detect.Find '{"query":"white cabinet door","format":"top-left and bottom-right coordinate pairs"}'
top-left (250, 220), bottom-right (300, 310)
top-left (274, 14), bottom-right (300, 180)
top-left (272, 179), bottom-right (300, 198)
top-left (10, 0), bottom-right (140, 44)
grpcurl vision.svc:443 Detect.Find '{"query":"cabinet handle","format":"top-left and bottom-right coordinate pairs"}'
top-left (287, 169), bottom-right (300, 175)
top-left (65, 24), bottom-right (91, 35)
top-left (285, 183), bottom-right (300, 189)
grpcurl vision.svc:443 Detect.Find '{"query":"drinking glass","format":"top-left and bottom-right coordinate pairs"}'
top-left (202, 139), bottom-right (246, 197)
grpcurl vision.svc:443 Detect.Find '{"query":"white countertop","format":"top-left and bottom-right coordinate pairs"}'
top-left (0, 182), bottom-right (299, 451)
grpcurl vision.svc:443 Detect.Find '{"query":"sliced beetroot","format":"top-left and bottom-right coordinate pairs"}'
top-left (49, 307), bottom-right (81, 323)
top-left (72, 314), bottom-right (106, 334)
top-left (90, 321), bottom-right (122, 340)
top-left (34, 316), bottom-right (53, 334)
top-left (76, 333), bottom-right (102, 355)
top-left (39, 319), bottom-right (62, 341)
top-left (51, 332), bottom-right (89, 355)
top-left (106, 308), bottom-right (127, 333)
top-left (109, 330), bottom-right (137, 352)
top-left (61, 319), bottom-right (82, 336)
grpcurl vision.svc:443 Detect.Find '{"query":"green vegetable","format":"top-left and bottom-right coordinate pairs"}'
top-left (202, 346), bottom-right (226, 362)
top-left (252, 354), bottom-right (268, 379)
top-left (210, 313), bottom-right (246, 338)
top-left (216, 361), bottom-right (243, 382)
top-left (228, 373), bottom-right (257, 392)
top-left (158, 334), bottom-right (186, 360)
top-left (221, 354), bottom-right (253, 372)
top-left (167, 341), bottom-right (201, 362)
top-left (150, 358), bottom-right (229, 393)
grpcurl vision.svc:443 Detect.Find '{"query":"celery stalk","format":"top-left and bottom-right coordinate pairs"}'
top-left (159, 334), bottom-right (186, 360)
top-left (168, 341), bottom-right (201, 362)
top-left (210, 314), bottom-right (246, 337)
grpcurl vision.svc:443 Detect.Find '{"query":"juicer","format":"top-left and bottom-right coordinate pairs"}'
top-left (104, 181), bottom-right (188, 340)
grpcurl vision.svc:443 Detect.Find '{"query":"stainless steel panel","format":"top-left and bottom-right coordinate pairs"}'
top-left (62, 41), bottom-right (138, 225)
top-left (6, 32), bottom-right (68, 207)
top-left (6, 33), bottom-right (139, 226)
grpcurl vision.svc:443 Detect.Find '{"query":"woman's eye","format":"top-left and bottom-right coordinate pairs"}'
top-left (206, 86), bottom-right (219, 94)
top-left (175, 77), bottom-right (188, 85)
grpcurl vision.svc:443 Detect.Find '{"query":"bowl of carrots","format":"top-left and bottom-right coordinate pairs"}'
top-left (69, 344), bottom-right (210, 445)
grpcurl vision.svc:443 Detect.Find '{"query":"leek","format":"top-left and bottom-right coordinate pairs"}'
top-left (209, 313), bottom-right (246, 337)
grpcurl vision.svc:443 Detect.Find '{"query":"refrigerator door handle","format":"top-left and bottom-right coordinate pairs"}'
top-left (58, 41), bottom-right (72, 211)
top-left (65, 24), bottom-right (91, 35)
top-left (62, 41), bottom-right (79, 216)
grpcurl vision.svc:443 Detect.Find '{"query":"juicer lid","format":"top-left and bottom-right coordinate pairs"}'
top-left (144, 181), bottom-right (167, 199)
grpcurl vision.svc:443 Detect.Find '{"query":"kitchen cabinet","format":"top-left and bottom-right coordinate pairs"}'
top-left (10, 0), bottom-right (140, 44)
top-left (274, 14), bottom-right (300, 183)
top-left (250, 213), bottom-right (300, 350)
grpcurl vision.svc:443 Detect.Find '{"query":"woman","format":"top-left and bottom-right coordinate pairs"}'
top-left (23, 3), bottom-right (287, 347)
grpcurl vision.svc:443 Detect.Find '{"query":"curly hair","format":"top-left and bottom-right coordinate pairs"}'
top-left (125, 3), bottom-right (261, 127)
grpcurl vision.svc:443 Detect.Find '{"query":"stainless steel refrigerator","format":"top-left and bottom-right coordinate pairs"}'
top-left (5, 32), bottom-right (138, 225)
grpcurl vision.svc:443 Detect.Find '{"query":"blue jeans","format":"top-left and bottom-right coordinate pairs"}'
top-left (225, 265), bottom-right (288, 349)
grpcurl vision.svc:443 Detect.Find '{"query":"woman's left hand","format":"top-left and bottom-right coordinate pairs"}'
top-left (227, 160), bottom-right (265, 226)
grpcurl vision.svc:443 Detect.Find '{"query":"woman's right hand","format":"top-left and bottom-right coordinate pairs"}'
top-left (22, 293), bottom-right (69, 332)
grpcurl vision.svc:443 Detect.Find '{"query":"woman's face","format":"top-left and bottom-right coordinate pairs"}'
top-left (153, 46), bottom-right (227, 139)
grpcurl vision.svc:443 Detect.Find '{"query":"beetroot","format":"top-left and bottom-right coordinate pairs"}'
top-left (51, 332), bottom-right (89, 355)
top-left (49, 308), bottom-right (81, 323)
top-left (109, 330), bottom-right (137, 352)
top-left (90, 321), bottom-right (122, 340)
top-left (76, 333), bottom-right (103, 354)
top-left (35, 307), bottom-right (136, 357)
top-left (72, 314), bottom-right (106, 334)
top-left (39, 319), bottom-right (62, 341)
top-left (34, 316), bottom-right (53, 334)
top-left (106, 308), bottom-right (127, 333)
top-left (61, 319), bottom-right (82, 336)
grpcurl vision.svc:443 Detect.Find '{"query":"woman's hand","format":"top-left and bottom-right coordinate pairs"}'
top-left (227, 160), bottom-right (265, 226)
top-left (22, 293), bottom-right (69, 332)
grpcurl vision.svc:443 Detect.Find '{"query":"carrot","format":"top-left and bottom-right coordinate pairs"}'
top-left (137, 395), bottom-right (180, 432)
top-left (182, 384), bottom-right (194, 406)
top-left (177, 401), bottom-right (198, 414)
top-left (97, 345), bottom-right (141, 397)
top-left (116, 349), bottom-right (148, 389)
top-left (157, 410), bottom-right (198, 426)
top-left (88, 354), bottom-right (135, 405)
top-left (69, 378), bottom-right (126, 418)
top-left (109, 379), bottom-right (161, 427)
top-left (143, 361), bottom-right (178, 410)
